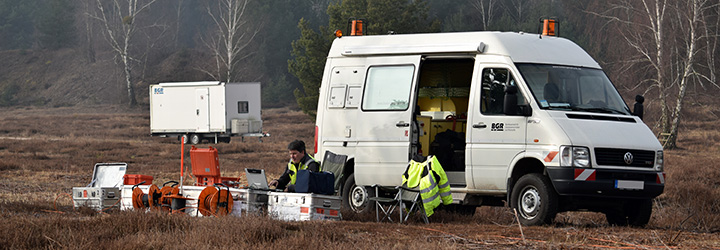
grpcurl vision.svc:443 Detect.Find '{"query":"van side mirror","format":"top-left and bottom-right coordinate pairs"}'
top-left (633, 95), bottom-right (644, 120)
top-left (504, 86), bottom-right (532, 116)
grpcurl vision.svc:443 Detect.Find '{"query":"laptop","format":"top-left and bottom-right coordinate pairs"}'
top-left (245, 168), bottom-right (270, 190)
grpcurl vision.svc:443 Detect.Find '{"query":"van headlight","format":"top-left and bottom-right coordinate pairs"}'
top-left (560, 146), bottom-right (591, 168)
top-left (655, 151), bottom-right (664, 171)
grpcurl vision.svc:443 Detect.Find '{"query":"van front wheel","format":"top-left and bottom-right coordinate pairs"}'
top-left (342, 173), bottom-right (371, 214)
top-left (510, 173), bottom-right (558, 226)
top-left (605, 199), bottom-right (652, 227)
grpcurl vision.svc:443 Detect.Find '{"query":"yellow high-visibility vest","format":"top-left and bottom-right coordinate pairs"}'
top-left (402, 155), bottom-right (450, 217)
top-left (288, 154), bottom-right (318, 185)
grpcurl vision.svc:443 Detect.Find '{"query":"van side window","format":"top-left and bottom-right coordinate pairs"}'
top-left (481, 68), bottom-right (521, 115)
top-left (362, 65), bottom-right (415, 111)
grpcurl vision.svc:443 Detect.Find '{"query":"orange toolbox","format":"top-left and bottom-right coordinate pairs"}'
top-left (124, 174), bottom-right (154, 185)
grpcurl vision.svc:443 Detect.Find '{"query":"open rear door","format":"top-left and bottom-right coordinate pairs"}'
top-left (354, 55), bottom-right (422, 186)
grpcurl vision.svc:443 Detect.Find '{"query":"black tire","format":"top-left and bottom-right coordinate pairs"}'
top-left (341, 173), bottom-right (372, 214)
top-left (605, 199), bottom-right (652, 227)
top-left (510, 173), bottom-right (558, 226)
top-left (190, 134), bottom-right (201, 145)
top-left (442, 204), bottom-right (477, 216)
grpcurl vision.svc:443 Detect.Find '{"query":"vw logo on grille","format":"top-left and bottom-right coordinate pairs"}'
top-left (624, 152), bottom-right (634, 165)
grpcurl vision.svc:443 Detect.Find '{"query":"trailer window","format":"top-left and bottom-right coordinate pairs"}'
top-left (362, 65), bottom-right (415, 111)
top-left (237, 101), bottom-right (249, 113)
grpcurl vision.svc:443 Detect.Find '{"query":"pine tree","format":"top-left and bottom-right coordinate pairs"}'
top-left (288, 0), bottom-right (439, 118)
top-left (36, 0), bottom-right (76, 50)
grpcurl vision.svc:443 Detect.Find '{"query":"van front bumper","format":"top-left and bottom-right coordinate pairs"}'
top-left (546, 167), bottom-right (664, 199)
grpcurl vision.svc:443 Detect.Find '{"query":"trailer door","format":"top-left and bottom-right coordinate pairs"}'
top-left (354, 55), bottom-right (421, 186)
top-left (195, 88), bottom-right (210, 132)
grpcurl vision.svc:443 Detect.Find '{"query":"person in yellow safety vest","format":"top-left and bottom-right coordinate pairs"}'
top-left (269, 140), bottom-right (320, 192)
top-left (401, 155), bottom-right (451, 217)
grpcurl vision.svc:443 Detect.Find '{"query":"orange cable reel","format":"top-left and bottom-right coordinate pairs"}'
top-left (159, 181), bottom-right (180, 212)
top-left (130, 181), bottom-right (160, 210)
top-left (198, 186), bottom-right (234, 216)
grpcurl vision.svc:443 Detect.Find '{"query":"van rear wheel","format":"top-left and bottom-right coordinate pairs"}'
top-left (342, 173), bottom-right (371, 214)
top-left (510, 173), bottom-right (558, 226)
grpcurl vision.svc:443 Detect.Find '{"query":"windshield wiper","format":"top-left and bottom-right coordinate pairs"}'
top-left (573, 107), bottom-right (628, 115)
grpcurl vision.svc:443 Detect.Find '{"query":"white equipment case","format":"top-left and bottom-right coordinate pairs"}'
top-left (72, 163), bottom-right (127, 211)
top-left (268, 192), bottom-right (341, 221)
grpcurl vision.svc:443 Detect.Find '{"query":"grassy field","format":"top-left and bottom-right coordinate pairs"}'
top-left (1, 105), bottom-right (719, 249)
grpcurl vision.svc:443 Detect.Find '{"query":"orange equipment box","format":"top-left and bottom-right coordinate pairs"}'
top-left (124, 174), bottom-right (154, 185)
top-left (190, 146), bottom-right (240, 187)
top-left (190, 146), bottom-right (220, 177)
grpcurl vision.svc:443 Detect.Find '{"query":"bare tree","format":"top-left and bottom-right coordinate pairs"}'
top-left (666, 0), bottom-right (719, 148)
top-left (173, 0), bottom-right (185, 49)
top-left (471, 0), bottom-right (497, 31)
top-left (89, 0), bottom-right (158, 106)
top-left (83, 0), bottom-right (96, 63)
top-left (202, 0), bottom-right (260, 83)
top-left (502, 0), bottom-right (529, 23)
top-left (588, 0), bottom-right (719, 149)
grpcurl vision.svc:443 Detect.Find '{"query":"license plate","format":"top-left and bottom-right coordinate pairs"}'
top-left (615, 180), bottom-right (644, 190)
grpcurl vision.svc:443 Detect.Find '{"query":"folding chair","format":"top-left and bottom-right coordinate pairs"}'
top-left (368, 184), bottom-right (399, 222)
top-left (369, 184), bottom-right (428, 224)
top-left (396, 185), bottom-right (429, 224)
top-left (320, 150), bottom-right (348, 194)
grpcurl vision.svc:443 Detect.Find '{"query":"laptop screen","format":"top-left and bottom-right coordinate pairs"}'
top-left (245, 168), bottom-right (269, 190)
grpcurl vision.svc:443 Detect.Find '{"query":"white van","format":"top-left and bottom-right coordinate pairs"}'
top-left (314, 26), bottom-right (664, 226)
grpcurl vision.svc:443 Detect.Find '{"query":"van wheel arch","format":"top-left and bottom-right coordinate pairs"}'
top-left (340, 158), bottom-right (355, 194)
top-left (507, 158), bottom-right (547, 206)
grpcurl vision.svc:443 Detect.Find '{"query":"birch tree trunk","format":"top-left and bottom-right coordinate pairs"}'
top-left (472, 0), bottom-right (497, 31)
top-left (667, 0), bottom-right (716, 148)
top-left (203, 0), bottom-right (259, 83)
top-left (91, 0), bottom-right (157, 106)
top-left (592, 0), bottom-right (718, 149)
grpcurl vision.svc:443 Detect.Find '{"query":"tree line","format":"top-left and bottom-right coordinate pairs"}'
top-left (1, 0), bottom-right (718, 149)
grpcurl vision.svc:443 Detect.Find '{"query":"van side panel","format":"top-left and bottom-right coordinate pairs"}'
top-left (353, 56), bottom-right (421, 186)
top-left (317, 59), bottom-right (365, 159)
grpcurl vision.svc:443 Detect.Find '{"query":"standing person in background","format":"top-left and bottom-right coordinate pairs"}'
top-left (269, 140), bottom-right (320, 192)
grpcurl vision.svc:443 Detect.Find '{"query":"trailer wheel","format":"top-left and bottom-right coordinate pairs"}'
top-left (190, 134), bottom-right (201, 145)
top-left (510, 173), bottom-right (558, 226)
top-left (179, 135), bottom-right (189, 144)
top-left (605, 199), bottom-right (652, 227)
top-left (342, 173), bottom-right (371, 214)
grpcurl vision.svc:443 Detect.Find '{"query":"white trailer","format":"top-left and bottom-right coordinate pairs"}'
top-left (149, 81), bottom-right (265, 144)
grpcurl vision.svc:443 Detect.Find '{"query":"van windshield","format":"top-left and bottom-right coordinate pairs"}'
top-left (516, 64), bottom-right (631, 115)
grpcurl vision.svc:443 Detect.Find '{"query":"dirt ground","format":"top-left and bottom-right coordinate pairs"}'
top-left (1, 105), bottom-right (719, 249)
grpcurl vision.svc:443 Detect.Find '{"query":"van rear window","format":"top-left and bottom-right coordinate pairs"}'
top-left (362, 65), bottom-right (415, 111)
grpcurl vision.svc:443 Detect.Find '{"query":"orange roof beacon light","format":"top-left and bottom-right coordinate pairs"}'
top-left (539, 18), bottom-right (559, 37)
top-left (334, 29), bottom-right (343, 38)
top-left (346, 18), bottom-right (366, 36)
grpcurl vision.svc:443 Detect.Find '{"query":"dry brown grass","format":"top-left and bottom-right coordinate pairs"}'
top-left (1, 105), bottom-right (720, 249)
